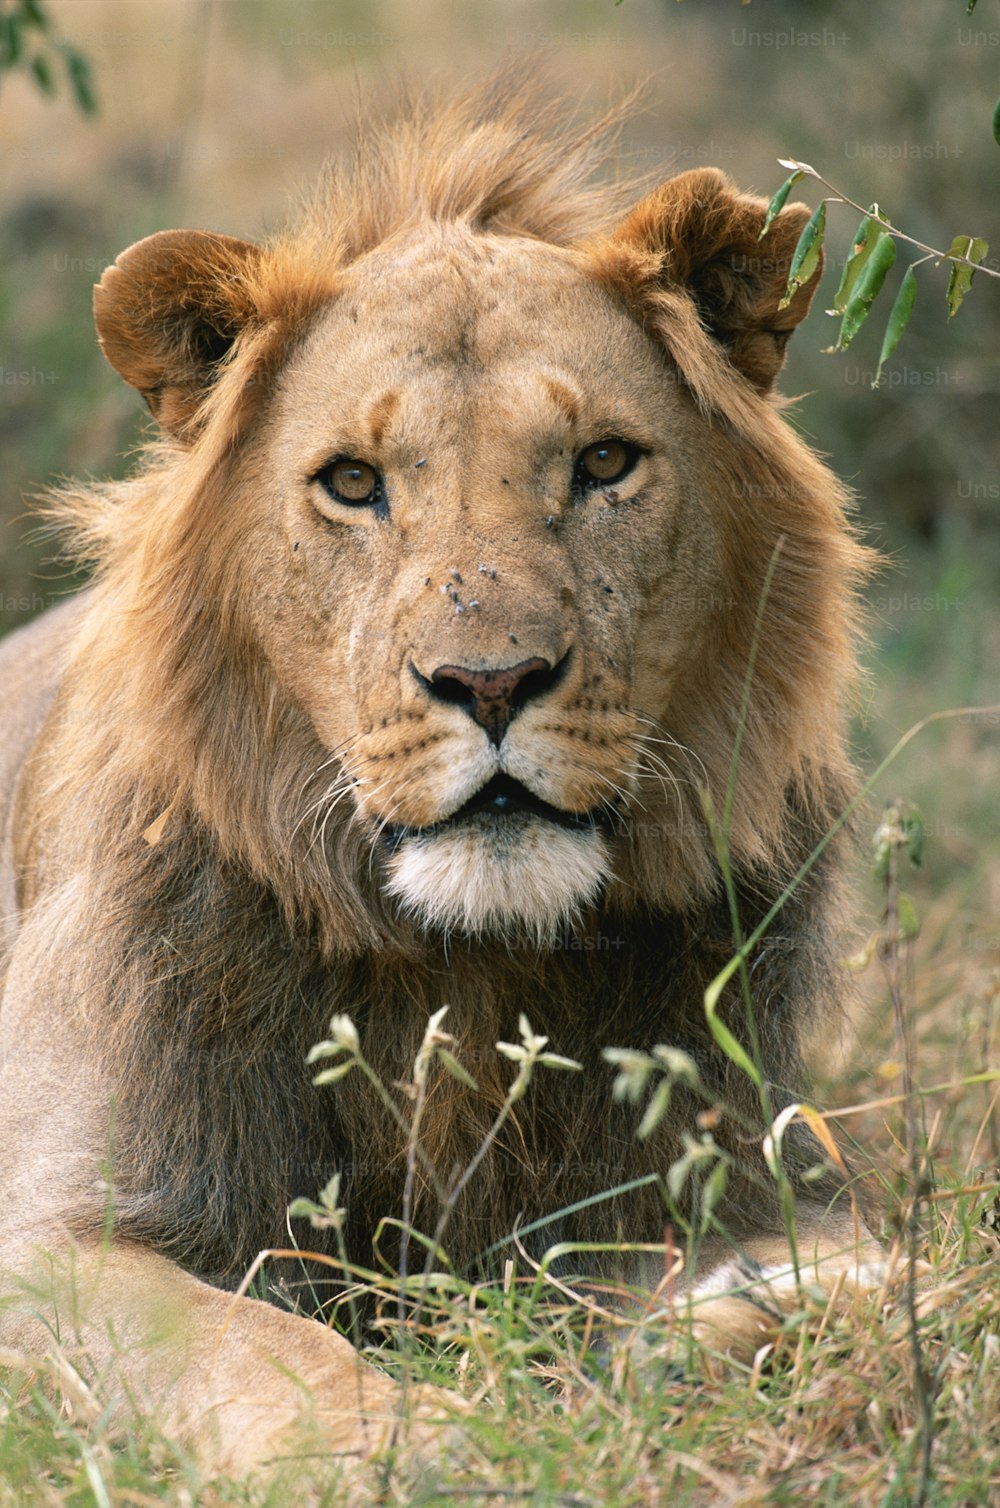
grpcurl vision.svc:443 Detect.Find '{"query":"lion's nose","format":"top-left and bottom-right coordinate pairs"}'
top-left (420, 656), bottom-right (565, 747)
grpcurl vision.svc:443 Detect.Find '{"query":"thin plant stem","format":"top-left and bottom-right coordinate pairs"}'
top-left (879, 802), bottom-right (935, 1507)
top-left (705, 705), bottom-right (1000, 1012)
top-left (785, 161), bottom-right (1000, 280)
top-left (706, 536), bottom-right (801, 1279)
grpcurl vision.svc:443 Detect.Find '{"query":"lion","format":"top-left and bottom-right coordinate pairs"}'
top-left (0, 82), bottom-right (884, 1478)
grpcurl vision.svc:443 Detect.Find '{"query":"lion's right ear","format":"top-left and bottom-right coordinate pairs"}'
top-left (94, 230), bottom-right (263, 437)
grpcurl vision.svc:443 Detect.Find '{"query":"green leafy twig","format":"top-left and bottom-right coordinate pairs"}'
top-left (0, 0), bottom-right (96, 114)
top-left (762, 158), bottom-right (995, 385)
top-left (769, 159), bottom-right (997, 282)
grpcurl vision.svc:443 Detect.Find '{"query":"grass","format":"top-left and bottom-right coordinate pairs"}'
top-left (2, 1181), bottom-right (998, 1506)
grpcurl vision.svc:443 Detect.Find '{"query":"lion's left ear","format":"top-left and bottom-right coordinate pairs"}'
top-left (94, 230), bottom-right (263, 437)
top-left (608, 167), bottom-right (821, 394)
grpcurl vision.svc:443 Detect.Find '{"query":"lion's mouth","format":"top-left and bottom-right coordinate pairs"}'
top-left (381, 774), bottom-right (609, 850)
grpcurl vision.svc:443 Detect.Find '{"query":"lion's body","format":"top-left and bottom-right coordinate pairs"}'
top-left (0, 84), bottom-right (880, 1476)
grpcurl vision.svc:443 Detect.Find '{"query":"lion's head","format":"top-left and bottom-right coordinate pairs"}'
top-left (55, 86), bottom-right (867, 953)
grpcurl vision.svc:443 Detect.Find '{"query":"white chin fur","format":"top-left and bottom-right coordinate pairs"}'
top-left (385, 817), bottom-right (610, 945)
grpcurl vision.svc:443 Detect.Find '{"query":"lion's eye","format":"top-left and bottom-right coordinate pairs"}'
top-left (314, 458), bottom-right (383, 508)
top-left (574, 439), bottom-right (640, 492)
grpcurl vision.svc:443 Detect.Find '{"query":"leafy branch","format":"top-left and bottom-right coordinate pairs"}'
top-left (764, 159), bottom-right (996, 387)
top-left (0, 0), bottom-right (96, 114)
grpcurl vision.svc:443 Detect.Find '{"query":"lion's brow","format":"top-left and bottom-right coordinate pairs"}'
top-left (366, 389), bottom-right (401, 450)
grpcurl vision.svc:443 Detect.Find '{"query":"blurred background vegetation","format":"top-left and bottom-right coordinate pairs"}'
top-left (1, 0), bottom-right (997, 1152)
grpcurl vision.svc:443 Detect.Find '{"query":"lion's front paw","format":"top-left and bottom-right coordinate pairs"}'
top-left (624, 1241), bottom-right (899, 1375)
top-left (194, 1371), bottom-right (467, 1482)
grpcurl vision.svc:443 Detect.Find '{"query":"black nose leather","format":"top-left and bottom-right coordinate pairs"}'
top-left (424, 657), bottom-right (558, 746)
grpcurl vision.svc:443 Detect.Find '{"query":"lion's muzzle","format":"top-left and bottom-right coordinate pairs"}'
top-left (411, 653), bottom-right (569, 747)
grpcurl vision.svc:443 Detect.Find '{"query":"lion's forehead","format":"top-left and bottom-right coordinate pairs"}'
top-left (278, 229), bottom-right (667, 431)
top-left (348, 227), bottom-right (587, 333)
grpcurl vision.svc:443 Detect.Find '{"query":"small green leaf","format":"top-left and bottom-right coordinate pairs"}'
top-left (778, 200), bottom-right (826, 310)
top-left (305, 1040), bottom-right (337, 1063)
top-left (21, 0), bottom-right (48, 28)
top-left (64, 46), bottom-right (97, 114)
top-left (872, 265), bottom-right (918, 388)
top-left (700, 1158), bottom-right (729, 1234)
top-left (29, 51), bottom-right (54, 93)
top-left (289, 1177), bottom-right (344, 1229)
top-left (942, 234), bottom-right (989, 266)
top-left (438, 1049), bottom-right (478, 1091)
top-left (945, 236), bottom-right (989, 319)
top-left (901, 809), bottom-right (924, 866)
top-left (841, 931), bottom-right (880, 973)
top-left (897, 892), bottom-right (921, 940)
top-left (637, 1078), bottom-right (673, 1141)
top-left (947, 263), bottom-right (974, 319)
top-left (759, 170), bottom-right (804, 241)
top-left (537, 1052), bottom-right (583, 1073)
top-left (0, 15), bottom-right (22, 67)
top-left (832, 210), bottom-right (879, 315)
top-left (704, 960), bottom-right (763, 1088)
top-left (993, 95), bottom-right (1000, 148)
top-left (831, 231), bottom-right (896, 351)
top-left (287, 1197), bottom-right (322, 1220)
top-left (312, 1061), bottom-right (356, 1086)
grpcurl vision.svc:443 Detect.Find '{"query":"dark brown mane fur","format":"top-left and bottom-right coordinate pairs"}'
top-left (52, 792), bottom-right (850, 1292)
